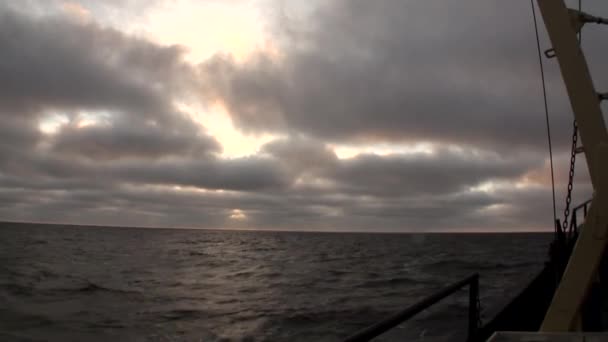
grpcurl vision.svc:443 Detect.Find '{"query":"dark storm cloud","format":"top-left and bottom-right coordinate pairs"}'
top-left (200, 0), bottom-right (608, 151)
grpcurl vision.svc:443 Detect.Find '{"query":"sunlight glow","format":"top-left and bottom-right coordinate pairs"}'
top-left (229, 209), bottom-right (247, 220)
top-left (177, 101), bottom-right (277, 158)
top-left (331, 143), bottom-right (436, 159)
top-left (133, 0), bottom-right (270, 63)
top-left (39, 110), bottom-right (116, 134)
top-left (294, 176), bottom-right (335, 190)
top-left (60, 1), bottom-right (91, 23)
top-left (315, 205), bottom-right (343, 217)
top-left (38, 113), bottom-right (69, 134)
top-left (75, 111), bottom-right (111, 128)
top-left (517, 158), bottom-right (554, 188)
top-left (479, 203), bottom-right (509, 213)
top-left (469, 181), bottom-right (498, 194)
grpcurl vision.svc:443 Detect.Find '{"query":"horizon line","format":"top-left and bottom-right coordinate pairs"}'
top-left (0, 220), bottom-right (553, 234)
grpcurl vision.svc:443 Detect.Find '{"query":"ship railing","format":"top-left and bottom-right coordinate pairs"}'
top-left (568, 198), bottom-right (592, 239)
top-left (343, 273), bottom-right (480, 342)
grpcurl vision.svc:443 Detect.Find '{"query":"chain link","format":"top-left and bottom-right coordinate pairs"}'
top-left (561, 120), bottom-right (578, 232)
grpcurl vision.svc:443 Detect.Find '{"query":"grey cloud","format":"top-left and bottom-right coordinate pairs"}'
top-left (1, 132), bottom-right (559, 230)
top-left (1, 149), bottom-right (289, 193)
top-left (0, 178), bottom-right (565, 231)
top-left (109, 157), bottom-right (291, 191)
top-left (0, 115), bottom-right (42, 150)
top-left (0, 4), bottom-right (222, 166)
top-left (260, 138), bottom-right (543, 198)
top-left (325, 148), bottom-right (542, 197)
top-left (0, 1), bottom-right (600, 232)
top-left (262, 136), bottom-right (338, 175)
top-left (0, 8), bottom-right (175, 114)
top-left (199, 0), bottom-right (608, 151)
top-left (49, 120), bottom-right (220, 160)
top-left (0, 4), bottom-right (202, 148)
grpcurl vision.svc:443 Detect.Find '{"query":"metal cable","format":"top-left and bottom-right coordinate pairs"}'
top-left (530, 0), bottom-right (557, 227)
top-left (578, 0), bottom-right (582, 42)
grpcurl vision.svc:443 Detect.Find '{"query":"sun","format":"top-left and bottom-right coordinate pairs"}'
top-left (229, 209), bottom-right (247, 220)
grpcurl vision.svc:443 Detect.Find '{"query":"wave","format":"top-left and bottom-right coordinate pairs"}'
top-left (279, 306), bottom-right (387, 326)
top-left (329, 269), bottom-right (352, 277)
top-left (355, 272), bottom-right (443, 289)
top-left (258, 271), bottom-right (282, 279)
top-left (38, 281), bottom-right (141, 296)
top-left (77, 282), bottom-right (128, 293)
top-left (0, 310), bottom-right (56, 328)
top-left (225, 270), bottom-right (255, 279)
top-left (1, 283), bottom-right (33, 297)
top-left (1, 280), bottom-right (139, 298)
top-left (188, 251), bottom-right (209, 256)
top-left (160, 309), bottom-right (207, 321)
top-left (0, 332), bottom-right (41, 342)
top-left (424, 259), bottom-right (536, 271)
top-left (88, 319), bottom-right (127, 329)
top-left (357, 276), bottom-right (420, 289)
top-left (0, 226), bottom-right (550, 342)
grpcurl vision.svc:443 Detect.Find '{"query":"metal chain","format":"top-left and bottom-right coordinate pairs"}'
top-left (561, 120), bottom-right (578, 232)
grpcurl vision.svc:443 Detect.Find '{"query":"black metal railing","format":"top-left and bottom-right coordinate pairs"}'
top-left (568, 198), bottom-right (592, 238)
top-left (343, 274), bottom-right (480, 342)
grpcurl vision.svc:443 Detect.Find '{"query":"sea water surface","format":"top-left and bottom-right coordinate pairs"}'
top-left (0, 222), bottom-right (551, 341)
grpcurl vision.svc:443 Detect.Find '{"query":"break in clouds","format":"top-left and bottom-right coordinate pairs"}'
top-left (1, 0), bottom-right (605, 231)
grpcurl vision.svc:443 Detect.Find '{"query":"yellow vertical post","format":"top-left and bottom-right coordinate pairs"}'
top-left (536, 0), bottom-right (607, 185)
top-left (536, 0), bottom-right (608, 331)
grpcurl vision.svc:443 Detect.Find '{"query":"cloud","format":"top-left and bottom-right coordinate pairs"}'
top-left (199, 0), bottom-right (608, 152)
top-left (0, 129), bottom-right (561, 230)
top-left (60, 1), bottom-right (91, 22)
top-left (49, 120), bottom-right (220, 160)
top-left (0, 4), bottom-right (220, 163)
top-left (325, 148), bottom-right (542, 197)
top-left (0, 8), bottom-right (181, 114)
top-left (262, 136), bottom-right (338, 175)
top-left (0, 1), bottom-right (601, 231)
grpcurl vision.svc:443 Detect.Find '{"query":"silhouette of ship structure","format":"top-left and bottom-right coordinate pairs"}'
top-left (344, 1), bottom-right (608, 340)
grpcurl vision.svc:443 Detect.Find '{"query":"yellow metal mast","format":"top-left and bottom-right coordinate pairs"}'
top-left (536, 0), bottom-right (608, 332)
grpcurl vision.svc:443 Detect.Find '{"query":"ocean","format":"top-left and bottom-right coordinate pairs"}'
top-left (0, 222), bottom-right (551, 342)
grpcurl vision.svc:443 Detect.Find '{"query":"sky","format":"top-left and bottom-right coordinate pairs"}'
top-left (1, 0), bottom-right (607, 232)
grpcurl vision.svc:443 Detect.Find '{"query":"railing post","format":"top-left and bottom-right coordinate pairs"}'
top-left (583, 202), bottom-right (588, 217)
top-left (343, 274), bottom-right (480, 342)
top-left (570, 211), bottom-right (577, 238)
top-left (468, 275), bottom-right (479, 342)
